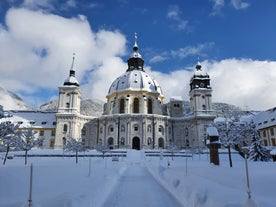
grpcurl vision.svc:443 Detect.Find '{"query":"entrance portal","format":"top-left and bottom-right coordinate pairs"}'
top-left (132, 137), bottom-right (140, 150)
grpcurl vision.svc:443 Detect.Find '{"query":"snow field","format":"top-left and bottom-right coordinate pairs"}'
top-left (0, 149), bottom-right (275, 207)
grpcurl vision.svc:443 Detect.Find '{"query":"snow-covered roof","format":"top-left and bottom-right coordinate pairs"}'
top-left (253, 107), bottom-right (276, 130)
top-left (206, 126), bottom-right (219, 136)
top-left (170, 96), bottom-right (183, 101)
top-left (64, 74), bottom-right (79, 87)
top-left (0, 110), bottom-right (56, 129)
top-left (191, 61), bottom-right (209, 80)
top-left (270, 148), bottom-right (276, 155)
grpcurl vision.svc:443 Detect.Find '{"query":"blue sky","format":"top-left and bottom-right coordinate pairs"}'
top-left (0, 0), bottom-right (276, 110)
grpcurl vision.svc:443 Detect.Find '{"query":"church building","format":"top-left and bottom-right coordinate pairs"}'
top-left (54, 35), bottom-right (216, 150)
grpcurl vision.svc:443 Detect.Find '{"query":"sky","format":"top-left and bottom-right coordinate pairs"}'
top-left (0, 0), bottom-right (276, 111)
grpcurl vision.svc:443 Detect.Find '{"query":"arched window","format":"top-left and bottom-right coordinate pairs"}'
top-left (119, 98), bottom-right (125, 114)
top-left (120, 137), bottom-right (125, 145)
top-left (133, 124), bottom-right (139, 131)
top-left (147, 137), bottom-right (152, 145)
top-left (81, 127), bottom-right (86, 136)
top-left (133, 98), bottom-right (139, 113)
top-left (158, 138), bottom-right (164, 149)
top-left (108, 137), bottom-right (114, 149)
top-left (63, 124), bottom-right (68, 132)
top-left (158, 125), bottom-right (164, 135)
top-left (62, 137), bottom-right (66, 146)
top-left (271, 138), bottom-right (276, 146)
top-left (147, 125), bottom-right (151, 132)
top-left (108, 125), bottom-right (114, 134)
top-left (147, 98), bottom-right (153, 114)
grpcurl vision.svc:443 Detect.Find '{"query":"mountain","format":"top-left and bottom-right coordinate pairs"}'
top-left (0, 87), bottom-right (30, 110)
top-left (39, 99), bottom-right (104, 117)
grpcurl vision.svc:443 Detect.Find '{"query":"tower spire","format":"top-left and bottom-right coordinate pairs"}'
top-left (70, 53), bottom-right (76, 72)
top-left (133, 32), bottom-right (138, 51)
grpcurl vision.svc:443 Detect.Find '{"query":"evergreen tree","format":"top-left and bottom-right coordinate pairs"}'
top-left (248, 129), bottom-right (270, 161)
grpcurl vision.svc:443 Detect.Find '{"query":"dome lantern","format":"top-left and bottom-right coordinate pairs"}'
top-left (127, 33), bottom-right (144, 72)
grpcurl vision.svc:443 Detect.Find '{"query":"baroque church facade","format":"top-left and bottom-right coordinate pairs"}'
top-left (54, 35), bottom-right (216, 150)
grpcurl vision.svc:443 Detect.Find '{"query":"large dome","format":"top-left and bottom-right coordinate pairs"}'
top-left (107, 70), bottom-right (163, 97)
top-left (107, 34), bottom-right (163, 98)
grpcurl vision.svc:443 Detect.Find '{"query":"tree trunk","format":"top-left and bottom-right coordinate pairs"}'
top-left (25, 149), bottom-right (28, 165)
top-left (228, 145), bottom-right (233, 167)
top-left (75, 151), bottom-right (78, 164)
top-left (3, 146), bottom-right (10, 165)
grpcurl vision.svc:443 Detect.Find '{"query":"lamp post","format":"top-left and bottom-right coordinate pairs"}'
top-left (242, 147), bottom-right (251, 200)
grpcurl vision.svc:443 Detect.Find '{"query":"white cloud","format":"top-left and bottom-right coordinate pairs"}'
top-left (230, 0), bottom-right (250, 10)
top-left (0, 8), bottom-right (126, 107)
top-left (167, 5), bottom-right (188, 31)
top-left (210, 0), bottom-right (225, 15)
top-left (149, 55), bottom-right (167, 64)
top-left (143, 59), bottom-right (276, 111)
top-left (0, 8), bottom-right (275, 112)
top-left (171, 43), bottom-right (214, 59)
top-left (204, 59), bottom-right (276, 110)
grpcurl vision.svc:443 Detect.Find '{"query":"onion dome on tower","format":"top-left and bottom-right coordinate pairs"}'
top-left (64, 54), bottom-right (79, 87)
top-left (190, 59), bottom-right (210, 91)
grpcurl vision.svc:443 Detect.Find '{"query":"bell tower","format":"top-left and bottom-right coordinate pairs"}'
top-left (55, 55), bottom-right (82, 148)
top-left (57, 55), bottom-right (81, 114)
top-left (189, 60), bottom-right (213, 116)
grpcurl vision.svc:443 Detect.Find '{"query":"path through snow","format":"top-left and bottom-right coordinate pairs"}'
top-left (103, 150), bottom-right (183, 207)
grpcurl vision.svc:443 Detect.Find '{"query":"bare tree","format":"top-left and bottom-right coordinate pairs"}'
top-left (0, 122), bottom-right (21, 165)
top-left (65, 137), bottom-right (86, 164)
top-left (19, 128), bottom-right (43, 165)
top-left (95, 144), bottom-right (109, 159)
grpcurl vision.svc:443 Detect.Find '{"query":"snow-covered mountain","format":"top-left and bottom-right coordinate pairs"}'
top-left (39, 99), bottom-right (104, 117)
top-left (0, 87), bottom-right (30, 110)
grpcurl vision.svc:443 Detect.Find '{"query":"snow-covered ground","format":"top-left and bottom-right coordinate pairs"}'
top-left (0, 149), bottom-right (275, 207)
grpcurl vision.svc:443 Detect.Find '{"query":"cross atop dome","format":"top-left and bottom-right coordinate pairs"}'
top-left (133, 32), bottom-right (138, 51)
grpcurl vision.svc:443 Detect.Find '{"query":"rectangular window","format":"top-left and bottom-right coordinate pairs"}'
top-left (51, 130), bottom-right (55, 136)
top-left (39, 130), bottom-right (44, 136)
top-left (270, 128), bottom-right (274, 136)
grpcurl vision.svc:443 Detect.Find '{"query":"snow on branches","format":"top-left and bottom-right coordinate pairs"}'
top-left (65, 137), bottom-right (87, 164)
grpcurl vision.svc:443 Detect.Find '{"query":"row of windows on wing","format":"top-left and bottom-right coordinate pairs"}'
top-left (117, 97), bottom-right (154, 114)
top-left (8, 121), bottom-right (56, 126)
top-left (99, 124), bottom-right (165, 134)
top-left (259, 128), bottom-right (276, 146)
top-left (98, 137), bottom-right (165, 149)
top-left (62, 122), bottom-right (166, 136)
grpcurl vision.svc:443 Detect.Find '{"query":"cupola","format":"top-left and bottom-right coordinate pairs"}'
top-left (127, 33), bottom-right (144, 72)
top-left (190, 59), bottom-right (210, 91)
